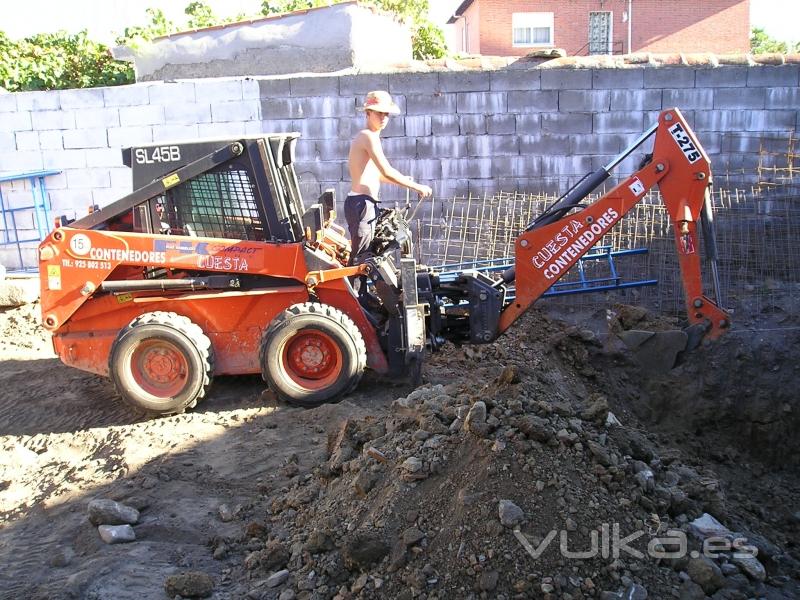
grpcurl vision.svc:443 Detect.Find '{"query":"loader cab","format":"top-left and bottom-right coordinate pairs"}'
top-left (106, 134), bottom-right (309, 244)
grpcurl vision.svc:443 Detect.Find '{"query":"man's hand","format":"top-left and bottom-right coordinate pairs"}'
top-left (417, 184), bottom-right (433, 198)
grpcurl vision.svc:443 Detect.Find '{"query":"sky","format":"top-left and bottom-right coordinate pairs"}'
top-left (0, 0), bottom-right (797, 46)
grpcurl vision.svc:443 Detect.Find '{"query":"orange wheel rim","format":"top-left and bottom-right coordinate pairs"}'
top-left (131, 339), bottom-right (189, 398)
top-left (282, 330), bottom-right (343, 391)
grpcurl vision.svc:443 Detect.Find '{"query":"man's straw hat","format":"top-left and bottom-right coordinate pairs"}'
top-left (360, 90), bottom-right (401, 114)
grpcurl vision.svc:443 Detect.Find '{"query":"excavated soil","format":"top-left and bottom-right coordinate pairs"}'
top-left (0, 300), bottom-right (798, 600)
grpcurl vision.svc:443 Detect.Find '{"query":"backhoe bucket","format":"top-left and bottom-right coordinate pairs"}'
top-left (618, 329), bottom-right (688, 372)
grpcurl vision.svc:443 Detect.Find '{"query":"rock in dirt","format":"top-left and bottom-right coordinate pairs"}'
top-left (687, 556), bottom-right (725, 594)
top-left (98, 524), bottom-right (136, 544)
top-left (87, 498), bottom-right (139, 526)
top-left (464, 401), bottom-right (487, 434)
top-left (266, 569), bottom-right (290, 588)
top-left (731, 553), bottom-right (767, 581)
top-left (164, 571), bottom-right (214, 598)
top-left (402, 527), bottom-right (425, 546)
top-left (342, 534), bottom-right (389, 570)
top-left (498, 499), bottom-right (524, 528)
top-left (515, 415), bottom-right (553, 443)
top-left (478, 570), bottom-right (499, 591)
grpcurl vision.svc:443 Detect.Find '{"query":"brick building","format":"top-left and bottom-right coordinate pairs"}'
top-left (447, 0), bottom-right (750, 56)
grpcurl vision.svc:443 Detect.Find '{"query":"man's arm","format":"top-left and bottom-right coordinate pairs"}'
top-left (363, 132), bottom-right (432, 197)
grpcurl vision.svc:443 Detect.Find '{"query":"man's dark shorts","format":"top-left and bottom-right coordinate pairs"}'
top-left (344, 193), bottom-right (378, 266)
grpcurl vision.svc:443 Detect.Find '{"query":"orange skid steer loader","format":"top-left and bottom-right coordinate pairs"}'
top-left (38, 109), bottom-right (730, 415)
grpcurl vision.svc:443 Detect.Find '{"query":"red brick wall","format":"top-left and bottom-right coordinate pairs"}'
top-left (461, 0), bottom-right (750, 56)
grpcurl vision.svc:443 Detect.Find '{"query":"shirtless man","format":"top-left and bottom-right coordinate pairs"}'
top-left (346, 90), bottom-right (432, 269)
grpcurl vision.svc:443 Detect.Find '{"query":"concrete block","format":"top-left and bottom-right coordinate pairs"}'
top-left (516, 114), bottom-right (541, 135)
top-left (242, 79), bottom-right (260, 100)
top-left (194, 79), bottom-right (243, 102)
top-left (108, 167), bottom-right (130, 188)
top-left (592, 68), bottom-right (644, 89)
top-left (198, 122), bottom-right (247, 138)
top-left (0, 276), bottom-right (40, 306)
top-left (245, 120), bottom-right (264, 135)
top-left (743, 110), bottom-right (797, 132)
top-left (16, 91), bottom-right (60, 111)
top-left (405, 115), bottom-right (432, 137)
top-left (406, 94), bottom-right (457, 116)
top-left (335, 117), bottom-right (361, 139)
top-left (490, 156), bottom-right (541, 178)
top-left (430, 178), bottom-right (467, 199)
top-left (593, 112), bottom-right (644, 133)
top-left (294, 118), bottom-right (339, 140)
top-left (569, 134), bottom-right (624, 155)
top-left (0, 189), bottom-right (34, 209)
top-left (694, 110), bottom-right (749, 132)
top-left (63, 129), bottom-right (108, 149)
top-left (488, 114), bottom-right (515, 135)
top-left (695, 67), bottom-right (748, 88)
top-left (107, 126), bottom-right (153, 148)
top-left (43, 188), bottom-right (90, 212)
top-left (42, 149), bottom-right (86, 170)
top-left (389, 72), bottom-right (440, 94)
top-left (65, 168), bottom-right (111, 189)
top-left (303, 97), bottom-right (356, 118)
top-left (467, 135), bottom-right (519, 157)
top-left (409, 159), bottom-right (442, 182)
top-left (211, 100), bottom-right (260, 122)
top-left (381, 116), bottom-right (406, 138)
top-left (165, 102), bottom-right (212, 125)
top-left (541, 69), bottom-right (592, 90)
top-left (258, 78), bottom-right (292, 98)
top-left (92, 187), bottom-right (132, 206)
top-left (38, 130), bottom-right (64, 151)
top-left (0, 94), bottom-right (17, 112)
top-left (490, 69), bottom-right (541, 91)
top-left (541, 155), bottom-right (593, 177)
top-left (382, 137), bottom-right (418, 159)
top-left (339, 74), bottom-right (390, 96)
top-left (59, 88), bottom-right (104, 109)
top-left (15, 131), bottom-right (40, 151)
top-left (442, 158), bottom-right (493, 179)
top-left (559, 90), bottom-right (610, 111)
top-left (75, 107), bottom-right (120, 129)
top-left (439, 72), bottom-right (491, 93)
top-left (457, 92), bottom-right (506, 114)
top-left (519, 133), bottom-right (571, 156)
top-left (0, 151), bottom-right (43, 172)
top-left (431, 114), bottom-right (459, 136)
top-left (0, 132), bottom-right (15, 151)
top-left (294, 160), bottom-right (343, 182)
top-left (119, 105), bottom-right (165, 127)
top-left (148, 82), bottom-right (196, 105)
top-left (766, 87), bottom-right (800, 109)
top-left (542, 113), bottom-right (593, 134)
top-left (643, 68), bottom-right (695, 89)
top-left (507, 90), bottom-right (558, 112)
top-left (713, 87), bottom-right (765, 109)
top-left (152, 124), bottom-right (200, 142)
top-left (315, 139), bottom-right (350, 161)
top-left (30, 111), bottom-right (73, 131)
top-left (747, 65), bottom-right (800, 87)
top-left (661, 89), bottom-right (713, 110)
top-left (290, 76), bottom-right (339, 97)
top-left (418, 136), bottom-right (468, 159)
top-left (103, 84), bottom-right (151, 107)
top-left (1, 111), bottom-right (33, 131)
top-left (609, 89), bottom-right (662, 111)
top-left (86, 148), bottom-right (124, 168)
top-left (459, 115), bottom-right (486, 135)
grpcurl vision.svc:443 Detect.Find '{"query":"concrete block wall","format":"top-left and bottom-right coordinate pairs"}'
top-left (1, 64), bottom-right (798, 269)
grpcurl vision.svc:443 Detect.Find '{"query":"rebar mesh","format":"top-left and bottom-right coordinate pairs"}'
top-left (416, 137), bottom-right (800, 319)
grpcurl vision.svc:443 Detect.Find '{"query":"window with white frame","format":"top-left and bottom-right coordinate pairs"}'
top-left (512, 12), bottom-right (554, 47)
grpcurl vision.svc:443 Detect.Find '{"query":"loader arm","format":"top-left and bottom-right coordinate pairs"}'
top-left (499, 109), bottom-right (730, 343)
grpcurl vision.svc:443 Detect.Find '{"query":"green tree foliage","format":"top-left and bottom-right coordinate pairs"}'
top-left (115, 8), bottom-right (176, 47)
top-left (259, 0), bottom-right (447, 60)
top-left (185, 2), bottom-right (218, 29)
top-left (0, 30), bottom-right (132, 91)
top-left (750, 27), bottom-right (799, 54)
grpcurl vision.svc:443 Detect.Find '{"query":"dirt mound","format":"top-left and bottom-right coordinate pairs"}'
top-left (1, 303), bottom-right (799, 600)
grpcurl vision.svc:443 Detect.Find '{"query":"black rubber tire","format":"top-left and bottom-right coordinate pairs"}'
top-left (109, 311), bottom-right (213, 416)
top-left (260, 302), bottom-right (367, 407)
